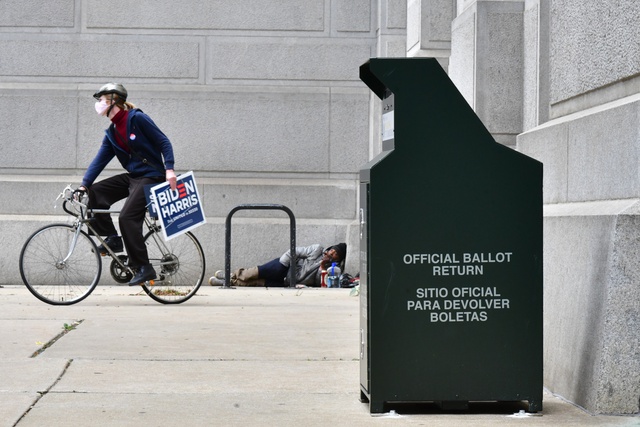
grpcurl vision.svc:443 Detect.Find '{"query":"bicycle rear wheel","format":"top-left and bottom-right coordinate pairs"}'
top-left (141, 230), bottom-right (205, 304)
top-left (19, 224), bottom-right (102, 305)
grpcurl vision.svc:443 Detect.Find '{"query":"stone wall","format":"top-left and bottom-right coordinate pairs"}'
top-left (516, 0), bottom-right (640, 415)
top-left (0, 1), bottom-right (409, 284)
top-left (410, 0), bottom-right (639, 415)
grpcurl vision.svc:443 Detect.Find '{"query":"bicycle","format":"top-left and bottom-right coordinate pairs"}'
top-left (19, 185), bottom-right (206, 305)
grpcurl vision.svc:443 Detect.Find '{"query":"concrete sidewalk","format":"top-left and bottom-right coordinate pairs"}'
top-left (0, 284), bottom-right (638, 427)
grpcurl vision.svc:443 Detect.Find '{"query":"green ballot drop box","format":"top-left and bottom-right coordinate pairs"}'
top-left (358, 58), bottom-right (543, 414)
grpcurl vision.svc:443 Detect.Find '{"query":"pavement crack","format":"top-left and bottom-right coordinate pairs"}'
top-left (30, 319), bottom-right (84, 358)
top-left (13, 359), bottom-right (74, 427)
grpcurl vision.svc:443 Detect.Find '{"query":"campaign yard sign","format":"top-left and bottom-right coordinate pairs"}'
top-left (148, 171), bottom-right (206, 241)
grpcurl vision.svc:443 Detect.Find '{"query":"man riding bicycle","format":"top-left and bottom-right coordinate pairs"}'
top-left (79, 83), bottom-right (177, 286)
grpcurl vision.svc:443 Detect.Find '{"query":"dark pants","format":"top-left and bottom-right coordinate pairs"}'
top-left (258, 258), bottom-right (289, 287)
top-left (88, 173), bottom-right (163, 268)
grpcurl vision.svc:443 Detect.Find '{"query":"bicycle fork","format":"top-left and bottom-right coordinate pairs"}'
top-left (59, 222), bottom-right (86, 267)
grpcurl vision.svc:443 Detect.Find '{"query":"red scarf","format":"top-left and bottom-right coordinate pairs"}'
top-left (111, 109), bottom-right (130, 153)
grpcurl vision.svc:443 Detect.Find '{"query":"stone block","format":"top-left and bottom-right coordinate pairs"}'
top-left (519, 97), bottom-right (640, 203)
top-left (207, 38), bottom-right (371, 82)
top-left (449, 6), bottom-right (476, 106)
top-left (0, 175), bottom-right (357, 219)
top-left (5, 217), bottom-right (74, 286)
top-left (330, 88), bottom-right (371, 173)
top-left (427, 0), bottom-right (456, 43)
top-left (0, 0), bottom-right (74, 27)
top-left (0, 95), bottom-right (78, 170)
top-left (0, 177), bottom-right (78, 215)
top-left (450, 1), bottom-right (524, 146)
top-left (0, 36), bottom-right (200, 80)
top-left (108, 89), bottom-right (329, 174)
top-left (385, 0), bottom-right (407, 29)
top-left (550, 0), bottom-right (640, 105)
top-left (457, 0), bottom-right (476, 14)
top-left (196, 178), bottom-right (357, 220)
top-left (75, 86), bottom-right (370, 176)
top-left (407, 0), bottom-right (455, 53)
top-left (86, 0), bottom-right (324, 31)
top-left (377, 37), bottom-right (408, 57)
top-left (566, 100), bottom-right (639, 201)
top-left (517, 121), bottom-right (568, 204)
top-left (335, 0), bottom-right (372, 32)
top-left (543, 212), bottom-right (614, 412)
top-left (601, 211), bottom-right (640, 414)
top-left (475, 2), bottom-right (524, 135)
top-left (543, 201), bottom-right (640, 414)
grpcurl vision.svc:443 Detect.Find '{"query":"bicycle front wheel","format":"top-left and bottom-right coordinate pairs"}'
top-left (141, 230), bottom-right (205, 304)
top-left (19, 224), bottom-right (102, 305)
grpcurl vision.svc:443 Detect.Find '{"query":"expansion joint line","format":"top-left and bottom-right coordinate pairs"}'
top-left (30, 319), bottom-right (84, 358)
top-left (13, 359), bottom-right (74, 427)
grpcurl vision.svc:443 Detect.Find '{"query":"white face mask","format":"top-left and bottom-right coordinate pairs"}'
top-left (94, 99), bottom-right (110, 116)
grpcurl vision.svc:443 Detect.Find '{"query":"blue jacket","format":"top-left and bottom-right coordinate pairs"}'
top-left (82, 109), bottom-right (175, 188)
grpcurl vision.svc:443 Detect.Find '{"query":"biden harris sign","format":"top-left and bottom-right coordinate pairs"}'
top-left (147, 171), bottom-right (206, 241)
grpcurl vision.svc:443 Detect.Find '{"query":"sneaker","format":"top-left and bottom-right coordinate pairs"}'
top-left (97, 236), bottom-right (124, 255)
top-left (128, 264), bottom-right (157, 286)
top-left (208, 276), bottom-right (224, 286)
top-left (214, 270), bottom-right (225, 280)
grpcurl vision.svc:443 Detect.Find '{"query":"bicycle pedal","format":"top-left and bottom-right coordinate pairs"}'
top-left (147, 279), bottom-right (155, 286)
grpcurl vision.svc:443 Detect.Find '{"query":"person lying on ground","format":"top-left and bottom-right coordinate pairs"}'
top-left (209, 243), bottom-right (347, 287)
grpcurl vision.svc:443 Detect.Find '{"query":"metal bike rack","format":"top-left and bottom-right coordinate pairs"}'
top-left (224, 204), bottom-right (296, 288)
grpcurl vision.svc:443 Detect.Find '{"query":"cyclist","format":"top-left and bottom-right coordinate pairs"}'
top-left (79, 83), bottom-right (177, 285)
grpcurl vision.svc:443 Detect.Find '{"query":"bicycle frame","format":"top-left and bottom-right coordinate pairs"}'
top-left (59, 185), bottom-right (160, 274)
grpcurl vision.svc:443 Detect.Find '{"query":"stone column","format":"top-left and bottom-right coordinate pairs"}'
top-left (376, 0), bottom-right (408, 57)
top-left (517, 0), bottom-right (640, 415)
top-left (449, 0), bottom-right (525, 148)
top-left (406, 0), bottom-right (456, 70)
top-left (522, 0), bottom-right (550, 131)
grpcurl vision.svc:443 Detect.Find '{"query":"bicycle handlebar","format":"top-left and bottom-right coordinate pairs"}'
top-left (56, 184), bottom-right (146, 218)
top-left (57, 185), bottom-right (88, 217)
